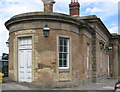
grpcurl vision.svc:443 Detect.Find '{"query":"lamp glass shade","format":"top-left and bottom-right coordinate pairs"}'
top-left (43, 24), bottom-right (50, 38)
top-left (108, 46), bottom-right (112, 51)
top-left (6, 41), bottom-right (9, 47)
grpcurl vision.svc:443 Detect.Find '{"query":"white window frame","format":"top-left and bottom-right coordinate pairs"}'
top-left (87, 43), bottom-right (90, 71)
top-left (58, 37), bottom-right (69, 70)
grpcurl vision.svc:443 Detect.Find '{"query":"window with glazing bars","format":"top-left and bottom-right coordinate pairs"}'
top-left (59, 37), bottom-right (69, 69)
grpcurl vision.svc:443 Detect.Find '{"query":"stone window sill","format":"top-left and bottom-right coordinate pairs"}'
top-left (59, 69), bottom-right (70, 72)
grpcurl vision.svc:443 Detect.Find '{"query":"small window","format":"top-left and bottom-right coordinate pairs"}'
top-left (59, 37), bottom-right (69, 69)
top-left (87, 43), bottom-right (90, 71)
top-left (100, 48), bottom-right (103, 69)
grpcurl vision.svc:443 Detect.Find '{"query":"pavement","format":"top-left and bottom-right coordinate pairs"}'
top-left (0, 77), bottom-right (118, 90)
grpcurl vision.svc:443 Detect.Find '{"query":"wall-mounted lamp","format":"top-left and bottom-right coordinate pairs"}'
top-left (108, 45), bottom-right (112, 52)
top-left (6, 38), bottom-right (9, 47)
top-left (43, 24), bottom-right (50, 38)
top-left (104, 45), bottom-right (112, 52)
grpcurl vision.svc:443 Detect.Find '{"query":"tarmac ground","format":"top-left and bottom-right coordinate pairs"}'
top-left (0, 77), bottom-right (118, 91)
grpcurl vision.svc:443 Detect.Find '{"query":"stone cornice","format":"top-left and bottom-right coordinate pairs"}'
top-left (81, 18), bottom-right (112, 38)
top-left (5, 12), bottom-right (108, 36)
top-left (5, 12), bottom-right (82, 31)
top-left (111, 34), bottom-right (120, 39)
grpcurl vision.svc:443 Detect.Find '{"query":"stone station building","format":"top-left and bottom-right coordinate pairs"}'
top-left (5, 0), bottom-right (120, 88)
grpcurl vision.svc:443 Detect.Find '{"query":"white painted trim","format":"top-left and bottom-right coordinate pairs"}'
top-left (57, 35), bottom-right (71, 70)
top-left (58, 37), bottom-right (70, 70)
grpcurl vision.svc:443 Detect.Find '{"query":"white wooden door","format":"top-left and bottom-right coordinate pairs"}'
top-left (18, 37), bottom-right (32, 82)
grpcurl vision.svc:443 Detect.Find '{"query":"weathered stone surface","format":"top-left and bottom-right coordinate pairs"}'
top-left (6, 11), bottom-right (120, 88)
top-left (5, 12), bottom-right (82, 34)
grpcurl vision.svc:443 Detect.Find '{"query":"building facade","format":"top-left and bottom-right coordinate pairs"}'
top-left (5, 0), bottom-right (120, 87)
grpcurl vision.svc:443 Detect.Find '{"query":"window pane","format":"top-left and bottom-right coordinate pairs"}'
top-left (64, 39), bottom-right (67, 45)
top-left (63, 53), bottom-right (67, 59)
top-left (59, 38), bottom-right (63, 45)
top-left (59, 60), bottom-right (62, 67)
top-left (63, 60), bottom-right (67, 67)
top-left (100, 49), bottom-right (102, 69)
top-left (59, 53), bottom-right (62, 58)
top-left (87, 44), bottom-right (89, 56)
top-left (64, 47), bottom-right (67, 52)
top-left (59, 46), bottom-right (63, 52)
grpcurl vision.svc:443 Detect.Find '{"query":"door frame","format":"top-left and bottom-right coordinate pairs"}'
top-left (14, 33), bottom-right (35, 82)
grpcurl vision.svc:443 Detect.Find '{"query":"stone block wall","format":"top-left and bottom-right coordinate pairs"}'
top-left (8, 29), bottom-right (84, 86)
top-left (9, 32), bottom-right (15, 81)
top-left (8, 28), bottom-right (112, 87)
top-left (6, 11), bottom-right (118, 87)
top-left (96, 32), bottom-right (109, 77)
top-left (110, 38), bottom-right (119, 77)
